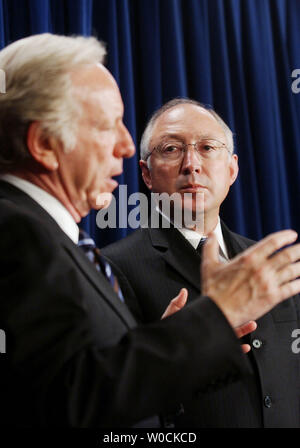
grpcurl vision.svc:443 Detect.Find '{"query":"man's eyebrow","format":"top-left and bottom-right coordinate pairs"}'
top-left (199, 133), bottom-right (226, 140)
top-left (155, 133), bottom-right (186, 142)
top-left (156, 133), bottom-right (214, 142)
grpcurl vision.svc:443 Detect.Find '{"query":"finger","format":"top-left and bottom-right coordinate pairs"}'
top-left (172, 288), bottom-right (188, 309)
top-left (279, 278), bottom-right (300, 302)
top-left (269, 245), bottom-right (300, 272)
top-left (235, 321), bottom-right (257, 339)
top-left (241, 344), bottom-right (251, 354)
top-left (201, 233), bottom-right (220, 276)
top-left (237, 230), bottom-right (298, 267)
top-left (277, 260), bottom-right (300, 285)
top-left (161, 288), bottom-right (188, 319)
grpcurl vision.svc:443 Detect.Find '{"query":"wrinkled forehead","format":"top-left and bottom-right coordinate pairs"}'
top-left (150, 104), bottom-right (226, 144)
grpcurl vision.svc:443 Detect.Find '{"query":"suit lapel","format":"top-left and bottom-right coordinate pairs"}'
top-left (221, 220), bottom-right (251, 258)
top-left (148, 219), bottom-right (248, 292)
top-left (148, 219), bottom-right (254, 292)
top-left (149, 225), bottom-right (201, 291)
top-left (63, 241), bottom-right (137, 328)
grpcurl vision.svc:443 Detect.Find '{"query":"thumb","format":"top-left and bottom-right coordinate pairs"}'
top-left (173, 287), bottom-right (188, 309)
top-left (201, 232), bottom-right (220, 278)
top-left (161, 288), bottom-right (188, 319)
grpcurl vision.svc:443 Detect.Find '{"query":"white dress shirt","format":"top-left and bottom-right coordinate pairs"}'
top-left (157, 206), bottom-right (229, 260)
top-left (178, 220), bottom-right (228, 259)
top-left (0, 174), bottom-right (79, 244)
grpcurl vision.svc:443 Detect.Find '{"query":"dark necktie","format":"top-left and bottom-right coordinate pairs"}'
top-left (196, 237), bottom-right (227, 262)
top-left (78, 229), bottom-right (124, 302)
top-left (196, 237), bottom-right (207, 256)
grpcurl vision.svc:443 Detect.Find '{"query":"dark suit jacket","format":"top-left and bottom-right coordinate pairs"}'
top-left (102, 220), bottom-right (300, 427)
top-left (0, 181), bottom-right (251, 427)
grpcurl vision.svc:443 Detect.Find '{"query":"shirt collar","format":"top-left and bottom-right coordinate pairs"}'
top-left (0, 174), bottom-right (79, 244)
top-left (155, 205), bottom-right (228, 259)
top-left (178, 219), bottom-right (228, 259)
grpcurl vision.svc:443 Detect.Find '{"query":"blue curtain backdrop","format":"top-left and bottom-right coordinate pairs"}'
top-left (1, 0), bottom-right (300, 248)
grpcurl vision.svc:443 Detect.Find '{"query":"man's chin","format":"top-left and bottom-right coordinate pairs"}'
top-left (94, 192), bottom-right (113, 209)
top-left (181, 200), bottom-right (205, 217)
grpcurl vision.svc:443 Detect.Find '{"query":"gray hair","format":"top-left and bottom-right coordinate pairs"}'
top-left (0, 33), bottom-right (106, 172)
top-left (140, 98), bottom-right (234, 163)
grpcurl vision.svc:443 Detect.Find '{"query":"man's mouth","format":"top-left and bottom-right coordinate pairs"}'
top-left (180, 184), bottom-right (207, 193)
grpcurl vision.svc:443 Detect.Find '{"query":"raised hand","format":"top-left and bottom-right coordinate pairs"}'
top-left (202, 230), bottom-right (300, 328)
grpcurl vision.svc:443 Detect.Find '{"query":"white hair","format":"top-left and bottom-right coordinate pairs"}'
top-left (140, 98), bottom-right (234, 164)
top-left (0, 33), bottom-right (106, 172)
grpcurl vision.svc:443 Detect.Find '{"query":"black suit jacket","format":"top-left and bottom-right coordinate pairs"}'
top-left (0, 181), bottom-right (251, 427)
top-left (102, 221), bottom-right (300, 427)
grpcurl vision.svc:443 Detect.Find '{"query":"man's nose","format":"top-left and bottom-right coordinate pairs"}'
top-left (181, 145), bottom-right (202, 175)
top-left (115, 121), bottom-right (135, 159)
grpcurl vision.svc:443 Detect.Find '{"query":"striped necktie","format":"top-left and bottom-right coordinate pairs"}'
top-left (78, 229), bottom-right (124, 302)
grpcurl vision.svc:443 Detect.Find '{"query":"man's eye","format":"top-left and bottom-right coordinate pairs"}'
top-left (163, 145), bottom-right (180, 153)
top-left (203, 144), bottom-right (214, 151)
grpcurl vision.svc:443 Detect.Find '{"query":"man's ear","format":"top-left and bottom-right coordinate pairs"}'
top-left (229, 154), bottom-right (239, 186)
top-left (139, 159), bottom-right (152, 190)
top-left (26, 122), bottom-right (60, 171)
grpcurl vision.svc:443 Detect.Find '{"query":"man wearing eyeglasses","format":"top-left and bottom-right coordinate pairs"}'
top-left (102, 98), bottom-right (300, 427)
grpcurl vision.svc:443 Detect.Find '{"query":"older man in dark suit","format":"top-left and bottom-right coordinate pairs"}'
top-left (103, 98), bottom-right (300, 427)
top-left (1, 35), bottom-right (300, 428)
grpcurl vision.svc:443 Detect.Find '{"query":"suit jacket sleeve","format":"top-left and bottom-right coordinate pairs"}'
top-left (0, 213), bottom-right (251, 427)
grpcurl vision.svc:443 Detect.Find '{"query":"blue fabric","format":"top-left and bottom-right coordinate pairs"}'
top-left (1, 0), bottom-right (300, 247)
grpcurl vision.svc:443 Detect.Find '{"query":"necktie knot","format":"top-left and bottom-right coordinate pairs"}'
top-left (78, 229), bottom-right (98, 264)
top-left (196, 236), bottom-right (228, 262)
top-left (196, 237), bottom-right (207, 255)
top-left (78, 229), bottom-right (96, 249)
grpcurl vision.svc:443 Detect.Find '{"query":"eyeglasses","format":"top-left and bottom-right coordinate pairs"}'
top-left (145, 139), bottom-right (231, 162)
